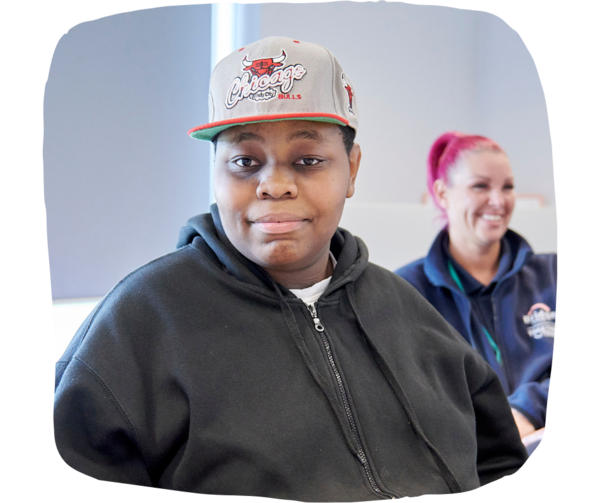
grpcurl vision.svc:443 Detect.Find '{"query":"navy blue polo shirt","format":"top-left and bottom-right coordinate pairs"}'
top-left (443, 236), bottom-right (515, 363)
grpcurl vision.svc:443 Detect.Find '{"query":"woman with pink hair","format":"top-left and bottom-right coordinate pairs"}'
top-left (396, 132), bottom-right (556, 455)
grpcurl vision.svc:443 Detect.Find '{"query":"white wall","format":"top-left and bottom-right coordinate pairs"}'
top-left (44, 6), bottom-right (212, 299)
top-left (474, 13), bottom-right (555, 204)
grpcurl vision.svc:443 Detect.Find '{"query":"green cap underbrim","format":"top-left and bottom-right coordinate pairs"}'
top-left (189, 116), bottom-right (348, 141)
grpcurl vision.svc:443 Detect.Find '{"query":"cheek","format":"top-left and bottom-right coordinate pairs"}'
top-left (446, 192), bottom-right (472, 216)
top-left (506, 194), bottom-right (516, 212)
top-left (213, 184), bottom-right (254, 254)
top-left (446, 196), bottom-right (482, 229)
top-left (212, 169), bottom-right (229, 205)
top-left (313, 178), bottom-right (348, 221)
top-left (464, 193), bottom-right (486, 213)
top-left (214, 175), bottom-right (252, 214)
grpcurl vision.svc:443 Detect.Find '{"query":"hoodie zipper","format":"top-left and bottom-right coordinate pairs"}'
top-left (307, 303), bottom-right (395, 499)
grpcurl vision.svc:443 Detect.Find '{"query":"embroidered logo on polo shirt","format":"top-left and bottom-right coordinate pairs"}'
top-left (522, 303), bottom-right (555, 339)
top-left (226, 50), bottom-right (307, 109)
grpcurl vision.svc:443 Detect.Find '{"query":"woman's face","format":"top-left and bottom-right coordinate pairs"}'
top-left (212, 120), bottom-right (360, 277)
top-left (435, 149), bottom-right (515, 250)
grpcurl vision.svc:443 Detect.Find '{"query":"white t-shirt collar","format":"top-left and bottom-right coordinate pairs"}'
top-left (289, 251), bottom-right (337, 306)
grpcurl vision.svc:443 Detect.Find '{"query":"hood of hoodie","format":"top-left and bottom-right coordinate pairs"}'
top-left (176, 204), bottom-right (370, 297)
top-left (423, 228), bottom-right (534, 291)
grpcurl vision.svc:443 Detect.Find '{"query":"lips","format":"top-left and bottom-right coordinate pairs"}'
top-left (251, 213), bottom-right (308, 234)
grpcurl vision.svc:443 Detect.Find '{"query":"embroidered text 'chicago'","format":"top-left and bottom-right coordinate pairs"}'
top-left (226, 50), bottom-right (307, 109)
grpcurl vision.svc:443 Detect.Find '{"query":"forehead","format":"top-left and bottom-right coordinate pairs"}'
top-left (217, 120), bottom-right (342, 146)
top-left (454, 150), bottom-right (513, 179)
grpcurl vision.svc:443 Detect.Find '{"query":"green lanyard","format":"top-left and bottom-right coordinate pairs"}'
top-left (447, 260), bottom-right (503, 365)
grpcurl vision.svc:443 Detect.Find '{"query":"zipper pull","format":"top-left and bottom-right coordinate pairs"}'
top-left (307, 303), bottom-right (325, 332)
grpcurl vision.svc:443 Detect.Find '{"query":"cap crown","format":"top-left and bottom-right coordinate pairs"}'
top-left (189, 37), bottom-right (358, 141)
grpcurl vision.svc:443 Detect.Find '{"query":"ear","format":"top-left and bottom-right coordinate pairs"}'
top-left (346, 144), bottom-right (361, 198)
top-left (432, 178), bottom-right (449, 210)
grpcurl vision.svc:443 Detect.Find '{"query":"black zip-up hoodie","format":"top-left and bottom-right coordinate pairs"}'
top-left (54, 205), bottom-right (527, 501)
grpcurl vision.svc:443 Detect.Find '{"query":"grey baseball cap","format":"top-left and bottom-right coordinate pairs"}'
top-left (188, 36), bottom-right (358, 141)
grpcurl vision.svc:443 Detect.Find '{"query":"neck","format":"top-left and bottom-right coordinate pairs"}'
top-left (447, 232), bottom-right (501, 287)
top-left (265, 248), bottom-right (333, 290)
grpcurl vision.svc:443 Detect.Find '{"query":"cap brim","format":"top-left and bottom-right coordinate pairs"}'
top-left (188, 113), bottom-right (349, 141)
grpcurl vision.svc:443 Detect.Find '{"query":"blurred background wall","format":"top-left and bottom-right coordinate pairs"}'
top-left (45, 6), bottom-right (212, 300)
top-left (44, 2), bottom-right (555, 302)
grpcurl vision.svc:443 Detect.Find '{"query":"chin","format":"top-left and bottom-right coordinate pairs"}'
top-left (255, 242), bottom-right (306, 269)
top-left (477, 229), bottom-right (507, 247)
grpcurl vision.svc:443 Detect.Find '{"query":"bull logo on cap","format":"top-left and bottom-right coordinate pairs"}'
top-left (242, 51), bottom-right (287, 77)
top-left (341, 73), bottom-right (355, 115)
top-left (226, 50), bottom-right (307, 109)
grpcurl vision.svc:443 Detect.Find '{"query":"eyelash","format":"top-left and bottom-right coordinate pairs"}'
top-left (294, 157), bottom-right (323, 167)
top-left (230, 157), bottom-right (324, 170)
top-left (232, 157), bottom-right (259, 168)
top-left (471, 183), bottom-right (514, 190)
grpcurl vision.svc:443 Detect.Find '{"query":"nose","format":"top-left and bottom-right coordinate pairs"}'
top-left (256, 164), bottom-right (298, 200)
top-left (488, 188), bottom-right (504, 208)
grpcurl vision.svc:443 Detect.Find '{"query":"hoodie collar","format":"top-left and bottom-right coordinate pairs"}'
top-left (176, 204), bottom-right (369, 296)
top-left (423, 228), bottom-right (533, 291)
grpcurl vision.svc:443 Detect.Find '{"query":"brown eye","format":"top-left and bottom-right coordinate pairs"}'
top-left (233, 157), bottom-right (259, 168)
top-left (295, 157), bottom-right (322, 167)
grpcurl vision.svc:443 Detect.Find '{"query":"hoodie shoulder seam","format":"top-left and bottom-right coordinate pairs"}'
top-left (71, 356), bottom-right (152, 475)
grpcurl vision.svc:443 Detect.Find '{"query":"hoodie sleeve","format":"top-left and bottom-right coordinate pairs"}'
top-left (54, 356), bottom-right (153, 486)
top-left (471, 368), bottom-right (529, 486)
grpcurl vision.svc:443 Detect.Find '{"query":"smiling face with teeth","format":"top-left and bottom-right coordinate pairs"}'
top-left (434, 149), bottom-right (515, 253)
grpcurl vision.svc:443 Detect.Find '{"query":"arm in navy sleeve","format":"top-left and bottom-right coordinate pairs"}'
top-left (507, 378), bottom-right (549, 430)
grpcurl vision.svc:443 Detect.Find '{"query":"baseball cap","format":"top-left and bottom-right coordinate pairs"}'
top-left (188, 36), bottom-right (358, 141)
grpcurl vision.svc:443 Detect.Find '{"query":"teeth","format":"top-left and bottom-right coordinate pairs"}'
top-left (482, 214), bottom-right (501, 221)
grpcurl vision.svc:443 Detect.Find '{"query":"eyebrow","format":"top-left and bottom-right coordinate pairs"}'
top-left (225, 127), bottom-right (331, 145)
top-left (229, 131), bottom-right (264, 145)
top-left (288, 128), bottom-right (330, 143)
top-left (468, 176), bottom-right (515, 182)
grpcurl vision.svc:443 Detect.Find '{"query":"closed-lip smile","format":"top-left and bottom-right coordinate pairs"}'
top-left (251, 213), bottom-right (308, 234)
